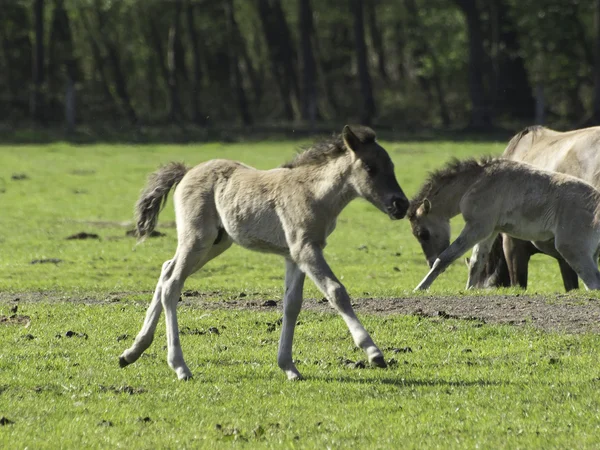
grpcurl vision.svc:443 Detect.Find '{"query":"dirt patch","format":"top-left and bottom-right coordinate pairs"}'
top-left (66, 232), bottom-right (100, 240)
top-left (173, 294), bottom-right (600, 334)
top-left (0, 315), bottom-right (31, 326)
top-left (2, 292), bottom-right (600, 334)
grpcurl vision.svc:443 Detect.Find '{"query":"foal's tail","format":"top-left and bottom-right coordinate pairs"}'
top-left (135, 162), bottom-right (189, 241)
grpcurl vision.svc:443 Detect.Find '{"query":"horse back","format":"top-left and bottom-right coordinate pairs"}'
top-left (504, 126), bottom-right (600, 188)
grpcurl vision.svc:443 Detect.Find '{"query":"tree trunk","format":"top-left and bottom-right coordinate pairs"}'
top-left (65, 76), bottom-right (75, 134)
top-left (255, 0), bottom-right (296, 120)
top-left (352, 0), bottom-right (375, 125)
top-left (298, 0), bottom-right (317, 125)
top-left (454, 0), bottom-right (491, 129)
top-left (94, 5), bottom-right (137, 123)
top-left (593, 0), bottom-right (600, 122)
top-left (48, 0), bottom-right (79, 127)
top-left (365, 0), bottom-right (388, 81)
top-left (490, 0), bottom-right (534, 120)
top-left (168, 2), bottom-right (183, 122)
top-left (404, 0), bottom-right (450, 126)
top-left (186, 1), bottom-right (206, 125)
top-left (146, 15), bottom-right (170, 90)
top-left (225, 0), bottom-right (251, 125)
top-left (80, 10), bottom-right (117, 109)
top-left (31, 0), bottom-right (45, 123)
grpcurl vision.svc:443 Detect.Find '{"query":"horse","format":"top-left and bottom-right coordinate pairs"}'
top-left (407, 157), bottom-right (600, 291)
top-left (119, 125), bottom-right (410, 381)
top-left (471, 125), bottom-right (600, 291)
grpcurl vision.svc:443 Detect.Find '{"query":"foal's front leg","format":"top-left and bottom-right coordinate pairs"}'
top-left (415, 222), bottom-right (493, 291)
top-left (277, 259), bottom-right (306, 380)
top-left (293, 244), bottom-right (386, 368)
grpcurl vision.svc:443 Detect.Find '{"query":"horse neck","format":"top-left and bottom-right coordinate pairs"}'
top-left (429, 173), bottom-right (481, 218)
top-left (294, 157), bottom-right (357, 217)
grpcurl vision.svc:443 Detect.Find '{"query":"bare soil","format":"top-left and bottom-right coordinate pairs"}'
top-left (2, 292), bottom-right (600, 334)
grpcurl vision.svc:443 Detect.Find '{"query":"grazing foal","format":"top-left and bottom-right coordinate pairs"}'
top-left (408, 157), bottom-right (600, 291)
top-left (120, 125), bottom-right (409, 380)
top-left (472, 125), bottom-right (600, 291)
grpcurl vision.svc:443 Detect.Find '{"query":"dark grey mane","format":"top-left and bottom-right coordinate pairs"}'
top-left (281, 126), bottom-right (376, 169)
top-left (407, 156), bottom-right (496, 218)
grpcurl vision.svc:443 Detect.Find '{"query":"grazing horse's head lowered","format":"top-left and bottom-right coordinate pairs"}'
top-left (408, 198), bottom-right (451, 268)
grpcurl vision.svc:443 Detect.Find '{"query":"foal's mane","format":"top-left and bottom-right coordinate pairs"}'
top-left (407, 156), bottom-right (496, 218)
top-left (281, 126), bottom-right (376, 169)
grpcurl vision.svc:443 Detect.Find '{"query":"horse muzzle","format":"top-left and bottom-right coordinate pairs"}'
top-left (386, 196), bottom-right (409, 220)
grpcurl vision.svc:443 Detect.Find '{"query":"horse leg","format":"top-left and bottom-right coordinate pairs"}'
top-left (292, 244), bottom-right (386, 368)
top-left (466, 233), bottom-right (498, 289)
top-left (533, 239), bottom-right (579, 291)
top-left (502, 236), bottom-right (532, 288)
top-left (119, 259), bottom-right (172, 367)
top-left (558, 260), bottom-right (580, 291)
top-left (554, 240), bottom-right (600, 290)
top-left (415, 222), bottom-right (493, 291)
top-left (120, 229), bottom-right (232, 379)
top-left (277, 260), bottom-right (306, 381)
top-left (161, 234), bottom-right (233, 380)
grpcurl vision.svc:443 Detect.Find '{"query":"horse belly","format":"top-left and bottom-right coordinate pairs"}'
top-left (218, 207), bottom-right (289, 256)
top-left (498, 222), bottom-right (554, 242)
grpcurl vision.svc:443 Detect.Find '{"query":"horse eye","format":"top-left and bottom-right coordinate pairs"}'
top-left (419, 230), bottom-right (430, 241)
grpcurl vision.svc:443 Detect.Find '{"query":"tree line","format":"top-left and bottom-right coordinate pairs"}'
top-left (3, 0), bottom-right (600, 132)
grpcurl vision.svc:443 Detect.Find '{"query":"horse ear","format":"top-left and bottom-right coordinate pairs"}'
top-left (423, 198), bottom-right (431, 214)
top-left (342, 125), bottom-right (362, 153)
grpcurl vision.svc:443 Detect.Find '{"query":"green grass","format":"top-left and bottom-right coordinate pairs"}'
top-left (2, 301), bottom-right (600, 448)
top-left (2, 139), bottom-right (600, 448)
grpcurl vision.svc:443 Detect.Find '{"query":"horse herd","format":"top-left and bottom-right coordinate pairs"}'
top-left (119, 124), bottom-right (600, 380)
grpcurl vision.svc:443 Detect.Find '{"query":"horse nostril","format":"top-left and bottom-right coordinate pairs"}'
top-left (393, 198), bottom-right (409, 211)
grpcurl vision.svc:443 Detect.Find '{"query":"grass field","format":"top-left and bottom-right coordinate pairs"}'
top-left (2, 137), bottom-right (600, 448)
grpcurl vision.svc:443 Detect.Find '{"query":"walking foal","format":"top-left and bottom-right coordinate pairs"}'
top-left (119, 125), bottom-right (409, 380)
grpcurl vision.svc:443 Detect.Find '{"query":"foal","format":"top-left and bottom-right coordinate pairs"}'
top-left (408, 157), bottom-right (600, 291)
top-left (472, 125), bottom-right (600, 291)
top-left (120, 125), bottom-right (409, 380)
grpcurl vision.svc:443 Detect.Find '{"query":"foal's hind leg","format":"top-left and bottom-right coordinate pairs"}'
top-left (533, 240), bottom-right (579, 291)
top-left (161, 234), bottom-right (232, 379)
top-left (277, 259), bottom-right (306, 380)
top-left (119, 259), bottom-right (171, 367)
top-left (120, 231), bottom-right (232, 379)
top-left (554, 239), bottom-right (600, 290)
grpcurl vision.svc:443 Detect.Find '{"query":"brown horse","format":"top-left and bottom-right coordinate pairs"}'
top-left (119, 125), bottom-right (409, 381)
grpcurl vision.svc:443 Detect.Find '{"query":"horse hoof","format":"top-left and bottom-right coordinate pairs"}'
top-left (119, 356), bottom-right (130, 368)
top-left (370, 355), bottom-right (387, 368)
top-left (179, 374), bottom-right (193, 381)
top-left (287, 372), bottom-right (304, 381)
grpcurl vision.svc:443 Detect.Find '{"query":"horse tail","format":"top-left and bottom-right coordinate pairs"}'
top-left (135, 162), bottom-right (189, 241)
